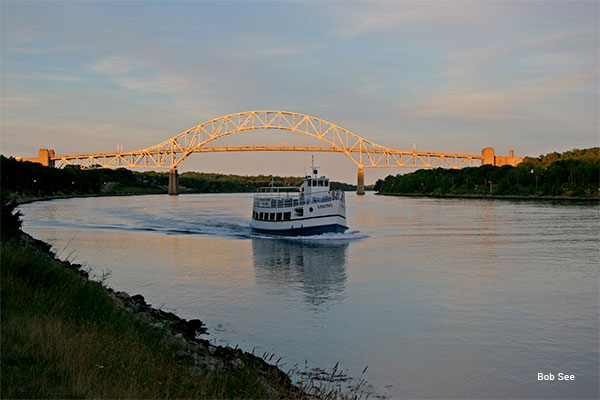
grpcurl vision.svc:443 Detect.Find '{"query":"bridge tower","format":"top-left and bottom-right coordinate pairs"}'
top-left (357, 166), bottom-right (365, 195)
top-left (168, 168), bottom-right (179, 195)
top-left (20, 149), bottom-right (55, 167)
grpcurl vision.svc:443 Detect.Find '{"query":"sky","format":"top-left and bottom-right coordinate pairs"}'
top-left (1, 0), bottom-right (598, 184)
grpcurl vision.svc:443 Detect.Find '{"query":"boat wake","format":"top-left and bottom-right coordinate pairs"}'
top-left (23, 212), bottom-right (367, 241)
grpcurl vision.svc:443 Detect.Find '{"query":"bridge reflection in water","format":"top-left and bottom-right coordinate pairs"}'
top-left (251, 238), bottom-right (348, 312)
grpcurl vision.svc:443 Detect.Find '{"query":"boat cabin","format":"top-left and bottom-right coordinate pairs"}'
top-left (301, 176), bottom-right (329, 195)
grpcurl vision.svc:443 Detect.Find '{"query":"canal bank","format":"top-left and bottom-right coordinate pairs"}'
top-left (376, 192), bottom-right (600, 202)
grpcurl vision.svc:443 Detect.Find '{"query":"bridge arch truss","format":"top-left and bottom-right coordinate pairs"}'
top-left (53, 110), bottom-right (482, 170)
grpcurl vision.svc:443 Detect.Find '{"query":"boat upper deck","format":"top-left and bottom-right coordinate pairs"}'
top-left (253, 187), bottom-right (345, 209)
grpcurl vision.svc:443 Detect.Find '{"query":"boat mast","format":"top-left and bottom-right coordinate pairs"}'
top-left (311, 155), bottom-right (319, 177)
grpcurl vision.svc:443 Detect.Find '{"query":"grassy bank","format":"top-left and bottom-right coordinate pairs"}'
top-left (1, 234), bottom-right (300, 398)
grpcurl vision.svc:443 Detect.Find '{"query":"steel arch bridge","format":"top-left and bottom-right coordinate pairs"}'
top-left (30, 110), bottom-right (522, 193)
top-left (52, 110), bottom-right (483, 170)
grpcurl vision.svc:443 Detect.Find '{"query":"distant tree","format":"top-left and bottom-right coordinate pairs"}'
top-left (374, 148), bottom-right (599, 198)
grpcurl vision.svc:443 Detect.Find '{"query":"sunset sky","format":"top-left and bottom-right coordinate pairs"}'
top-left (1, 1), bottom-right (598, 184)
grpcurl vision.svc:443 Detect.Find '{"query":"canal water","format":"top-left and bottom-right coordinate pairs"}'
top-left (18, 193), bottom-right (599, 399)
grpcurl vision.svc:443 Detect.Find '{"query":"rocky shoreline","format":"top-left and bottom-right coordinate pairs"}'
top-left (108, 289), bottom-right (297, 396)
top-left (17, 230), bottom-right (301, 398)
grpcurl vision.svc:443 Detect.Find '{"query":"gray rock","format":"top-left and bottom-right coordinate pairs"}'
top-left (195, 345), bottom-right (209, 356)
top-left (131, 294), bottom-right (146, 305)
top-left (176, 349), bottom-right (191, 358)
top-left (116, 291), bottom-right (131, 300)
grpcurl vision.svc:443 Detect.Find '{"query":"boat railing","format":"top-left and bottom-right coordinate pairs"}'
top-left (256, 186), bottom-right (299, 195)
top-left (253, 189), bottom-right (345, 208)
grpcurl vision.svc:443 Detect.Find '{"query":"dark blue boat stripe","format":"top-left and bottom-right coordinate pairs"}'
top-left (252, 224), bottom-right (348, 236)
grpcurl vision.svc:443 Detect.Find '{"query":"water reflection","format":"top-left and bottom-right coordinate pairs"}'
top-left (252, 238), bottom-right (348, 312)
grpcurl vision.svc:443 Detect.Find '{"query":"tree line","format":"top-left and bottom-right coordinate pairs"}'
top-left (374, 148), bottom-right (599, 198)
top-left (179, 171), bottom-right (355, 193)
top-left (0, 155), bottom-right (355, 199)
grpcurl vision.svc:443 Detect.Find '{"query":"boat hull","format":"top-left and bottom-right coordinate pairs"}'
top-left (251, 223), bottom-right (348, 236)
top-left (250, 199), bottom-right (347, 237)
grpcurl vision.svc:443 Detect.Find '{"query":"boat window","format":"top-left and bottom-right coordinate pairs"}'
top-left (283, 212), bottom-right (291, 221)
top-left (259, 212), bottom-right (263, 220)
top-left (253, 211), bottom-right (257, 220)
top-left (269, 213), bottom-right (275, 221)
top-left (311, 180), bottom-right (317, 186)
top-left (318, 180), bottom-right (324, 186)
top-left (325, 180), bottom-right (329, 187)
top-left (276, 212), bottom-right (282, 221)
top-left (294, 207), bottom-right (303, 217)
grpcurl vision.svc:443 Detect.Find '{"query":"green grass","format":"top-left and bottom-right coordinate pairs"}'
top-left (0, 237), bottom-right (294, 399)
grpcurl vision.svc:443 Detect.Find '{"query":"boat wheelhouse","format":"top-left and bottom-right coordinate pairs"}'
top-left (250, 166), bottom-right (348, 236)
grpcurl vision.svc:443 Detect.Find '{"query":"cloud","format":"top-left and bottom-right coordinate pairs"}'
top-left (36, 73), bottom-right (83, 82)
top-left (0, 96), bottom-right (40, 109)
top-left (521, 70), bottom-right (600, 103)
top-left (92, 55), bottom-right (189, 95)
top-left (417, 92), bottom-right (508, 118)
top-left (444, 29), bottom-right (598, 79)
top-left (115, 75), bottom-right (188, 95)
top-left (4, 46), bottom-right (57, 55)
top-left (92, 56), bottom-right (140, 75)
top-left (328, 2), bottom-right (494, 37)
top-left (414, 70), bottom-right (599, 121)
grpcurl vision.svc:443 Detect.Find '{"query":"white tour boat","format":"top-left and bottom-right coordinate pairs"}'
top-left (250, 164), bottom-right (348, 236)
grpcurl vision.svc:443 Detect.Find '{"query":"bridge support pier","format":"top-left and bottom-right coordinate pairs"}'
top-left (168, 168), bottom-right (179, 195)
top-left (357, 166), bottom-right (365, 195)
